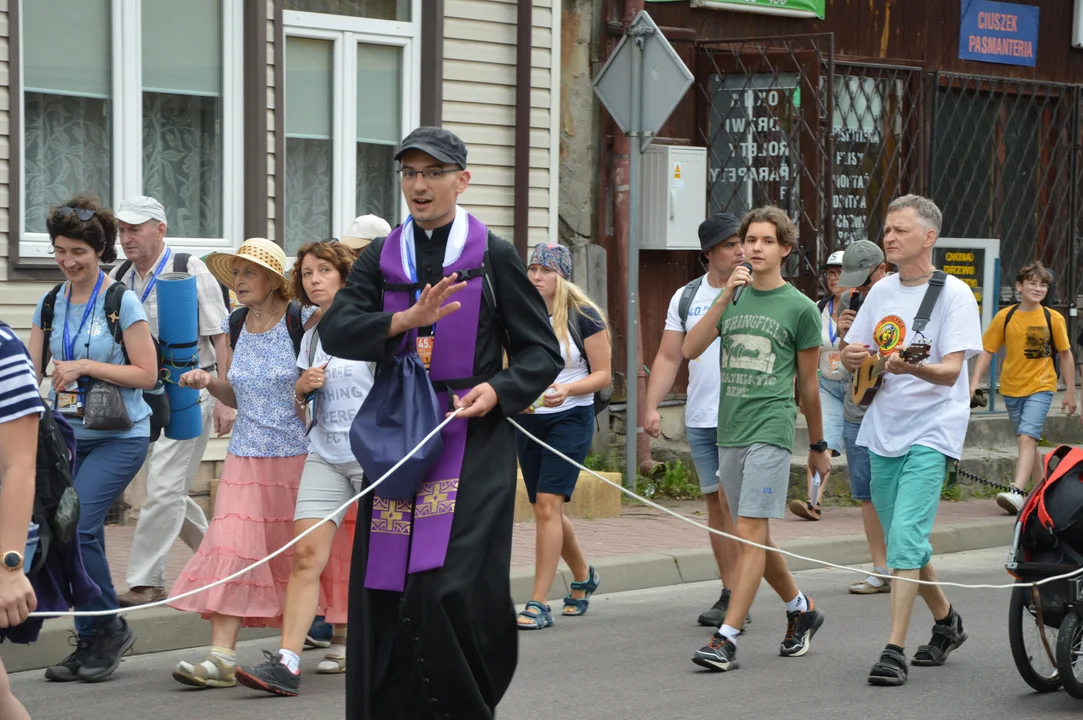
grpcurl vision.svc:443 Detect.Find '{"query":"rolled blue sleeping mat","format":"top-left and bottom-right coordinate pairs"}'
top-left (156, 272), bottom-right (202, 440)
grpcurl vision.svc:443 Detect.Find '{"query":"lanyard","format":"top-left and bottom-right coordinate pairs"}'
top-left (134, 248), bottom-right (172, 303)
top-left (828, 297), bottom-right (838, 345)
top-left (62, 270), bottom-right (105, 362)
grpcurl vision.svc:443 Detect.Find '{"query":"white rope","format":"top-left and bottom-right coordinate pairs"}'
top-left (27, 408), bottom-right (464, 618)
top-left (506, 417), bottom-right (1083, 591)
top-left (26, 405), bottom-right (1077, 620)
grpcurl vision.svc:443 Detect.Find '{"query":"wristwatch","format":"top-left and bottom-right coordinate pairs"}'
top-left (1, 550), bottom-right (24, 572)
top-left (809, 440), bottom-right (829, 453)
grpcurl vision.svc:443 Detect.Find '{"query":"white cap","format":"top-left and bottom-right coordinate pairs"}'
top-left (341, 214), bottom-right (392, 250)
top-left (823, 250), bottom-right (845, 268)
top-left (116, 196), bottom-right (167, 225)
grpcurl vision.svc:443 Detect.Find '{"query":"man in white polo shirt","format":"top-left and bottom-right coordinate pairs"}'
top-left (110, 196), bottom-right (232, 607)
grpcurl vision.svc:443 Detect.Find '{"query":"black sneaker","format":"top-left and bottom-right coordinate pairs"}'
top-left (911, 609), bottom-right (967, 666)
top-left (779, 600), bottom-right (824, 657)
top-left (44, 633), bottom-right (94, 682)
top-left (696, 588), bottom-right (752, 630)
top-left (77, 618), bottom-right (136, 682)
top-left (236, 650), bottom-right (302, 697)
top-left (692, 633), bottom-right (739, 672)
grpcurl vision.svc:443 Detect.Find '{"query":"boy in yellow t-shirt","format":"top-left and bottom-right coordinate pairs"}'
top-left (970, 261), bottom-right (1076, 515)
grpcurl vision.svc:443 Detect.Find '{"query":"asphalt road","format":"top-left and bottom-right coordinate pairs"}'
top-left (8, 547), bottom-right (1083, 719)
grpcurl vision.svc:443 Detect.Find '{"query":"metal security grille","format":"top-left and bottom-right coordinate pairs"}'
top-left (930, 74), bottom-right (1080, 312)
top-left (695, 35), bottom-right (924, 296)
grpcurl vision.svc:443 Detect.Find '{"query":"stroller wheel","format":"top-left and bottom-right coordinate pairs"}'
top-left (1057, 608), bottom-right (1083, 698)
top-left (1009, 586), bottom-right (1061, 692)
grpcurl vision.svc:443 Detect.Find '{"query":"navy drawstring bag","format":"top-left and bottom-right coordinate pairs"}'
top-left (350, 330), bottom-right (444, 500)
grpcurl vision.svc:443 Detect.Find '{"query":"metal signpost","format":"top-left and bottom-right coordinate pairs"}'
top-left (593, 11), bottom-right (693, 488)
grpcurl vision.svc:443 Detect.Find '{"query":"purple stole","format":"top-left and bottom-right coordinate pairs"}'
top-left (364, 213), bottom-right (488, 591)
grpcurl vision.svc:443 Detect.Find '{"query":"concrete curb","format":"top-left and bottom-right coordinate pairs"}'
top-left (3, 518), bottom-right (1014, 674)
top-left (510, 516), bottom-right (1016, 603)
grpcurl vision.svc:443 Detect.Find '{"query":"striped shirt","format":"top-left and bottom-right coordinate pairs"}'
top-left (0, 324), bottom-right (44, 425)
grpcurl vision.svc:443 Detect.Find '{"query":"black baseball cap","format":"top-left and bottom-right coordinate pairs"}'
top-left (394, 126), bottom-right (468, 169)
top-left (698, 212), bottom-right (741, 253)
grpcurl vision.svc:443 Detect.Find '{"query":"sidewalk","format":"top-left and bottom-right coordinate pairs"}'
top-left (4, 498), bottom-right (1014, 673)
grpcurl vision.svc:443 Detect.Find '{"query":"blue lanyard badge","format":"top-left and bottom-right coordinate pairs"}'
top-left (62, 270), bottom-right (105, 362)
top-left (134, 248), bottom-right (172, 303)
top-left (828, 297), bottom-right (838, 345)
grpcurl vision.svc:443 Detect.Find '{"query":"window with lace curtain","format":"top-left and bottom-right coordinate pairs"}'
top-left (20, 0), bottom-right (241, 258)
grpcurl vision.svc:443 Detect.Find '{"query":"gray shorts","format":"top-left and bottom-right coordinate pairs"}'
top-left (717, 443), bottom-right (791, 523)
top-left (295, 453), bottom-right (364, 526)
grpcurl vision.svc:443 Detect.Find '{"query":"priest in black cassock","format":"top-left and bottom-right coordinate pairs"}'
top-left (320, 126), bottom-right (562, 719)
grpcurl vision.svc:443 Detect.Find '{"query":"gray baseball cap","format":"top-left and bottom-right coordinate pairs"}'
top-left (394, 126), bottom-right (468, 169)
top-left (838, 240), bottom-right (885, 288)
top-left (116, 195), bottom-right (166, 225)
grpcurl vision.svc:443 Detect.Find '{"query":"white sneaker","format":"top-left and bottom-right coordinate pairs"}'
top-left (996, 491), bottom-right (1024, 515)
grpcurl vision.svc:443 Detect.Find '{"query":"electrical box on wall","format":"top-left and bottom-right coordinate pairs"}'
top-left (640, 145), bottom-right (708, 251)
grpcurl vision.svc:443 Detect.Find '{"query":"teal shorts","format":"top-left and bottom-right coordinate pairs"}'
top-left (869, 445), bottom-right (948, 571)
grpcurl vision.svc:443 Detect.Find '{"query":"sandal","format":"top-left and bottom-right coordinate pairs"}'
top-left (867, 646), bottom-right (908, 686)
top-left (563, 566), bottom-right (601, 616)
top-left (788, 499), bottom-right (821, 521)
top-left (516, 601), bottom-right (554, 630)
top-left (912, 618), bottom-right (968, 666)
top-left (172, 653), bottom-right (237, 689)
top-left (317, 653), bottom-right (346, 674)
top-left (849, 577), bottom-right (891, 595)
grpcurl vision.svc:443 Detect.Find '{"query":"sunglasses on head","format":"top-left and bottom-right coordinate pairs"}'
top-left (321, 237), bottom-right (339, 244)
top-left (55, 206), bottom-right (97, 222)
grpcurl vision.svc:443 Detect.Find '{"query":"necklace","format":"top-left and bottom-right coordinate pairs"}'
top-left (250, 300), bottom-right (284, 334)
top-left (899, 269), bottom-right (935, 283)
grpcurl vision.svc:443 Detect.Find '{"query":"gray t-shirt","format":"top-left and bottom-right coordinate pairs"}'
top-left (840, 292), bottom-right (867, 425)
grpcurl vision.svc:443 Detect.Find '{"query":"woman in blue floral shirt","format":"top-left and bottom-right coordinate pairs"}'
top-left (168, 238), bottom-right (320, 689)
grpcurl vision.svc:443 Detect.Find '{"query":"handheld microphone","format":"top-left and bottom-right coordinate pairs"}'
top-left (732, 261), bottom-right (754, 305)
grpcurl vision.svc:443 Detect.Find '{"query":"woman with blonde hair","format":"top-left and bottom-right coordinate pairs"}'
top-left (167, 238), bottom-right (330, 689)
top-left (515, 243), bottom-right (612, 630)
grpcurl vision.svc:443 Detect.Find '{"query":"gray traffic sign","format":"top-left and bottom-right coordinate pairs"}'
top-left (593, 10), bottom-right (694, 152)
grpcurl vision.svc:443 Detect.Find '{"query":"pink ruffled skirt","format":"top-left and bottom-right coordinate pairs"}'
top-left (168, 454), bottom-right (354, 627)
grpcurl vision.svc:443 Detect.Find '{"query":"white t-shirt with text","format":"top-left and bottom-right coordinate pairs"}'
top-left (297, 329), bottom-right (375, 464)
top-left (664, 275), bottom-right (723, 429)
top-left (844, 273), bottom-right (982, 459)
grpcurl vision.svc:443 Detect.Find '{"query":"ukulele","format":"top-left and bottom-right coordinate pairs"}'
top-left (850, 343), bottom-right (932, 406)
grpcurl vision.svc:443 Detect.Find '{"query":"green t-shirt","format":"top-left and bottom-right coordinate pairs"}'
top-left (715, 282), bottom-right (822, 451)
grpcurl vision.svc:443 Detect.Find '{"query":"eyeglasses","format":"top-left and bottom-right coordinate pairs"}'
top-left (1023, 280), bottom-right (1050, 289)
top-left (825, 268), bottom-right (842, 278)
top-left (55, 206), bottom-right (97, 221)
top-left (399, 167), bottom-right (459, 182)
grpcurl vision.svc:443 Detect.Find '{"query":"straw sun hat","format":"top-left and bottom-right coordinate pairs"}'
top-left (205, 238), bottom-right (290, 292)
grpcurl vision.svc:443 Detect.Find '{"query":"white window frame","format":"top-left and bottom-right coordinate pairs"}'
top-left (18, 0), bottom-right (244, 260)
top-left (284, 2), bottom-right (421, 238)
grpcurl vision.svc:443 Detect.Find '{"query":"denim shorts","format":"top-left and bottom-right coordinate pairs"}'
top-left (818, 376), bottom-right (845, 455)
top-left (515, 405), bottom-right (595, 503)
top-left (1004, 391), bottom-right (1054, 440)
top-left (686, 426), bottom-right (720, 493)
top-left (842, 420), bottom-right (872, 501)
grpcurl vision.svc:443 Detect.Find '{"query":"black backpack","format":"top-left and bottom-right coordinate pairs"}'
top-left (39, 282), bottom-right (172, 442)
top-left (1004, 303), bottom-right (1061, 379)
top-left (0, 321), bottom-right (80, 577)
top-left (228, 302), bottom-right (306, 356)
top-left (677, 276), bottom-right (705, 332)
top-left (567, 310), bottom-right (613, 417)
top-left (115, 252), bottom-right (232, 313)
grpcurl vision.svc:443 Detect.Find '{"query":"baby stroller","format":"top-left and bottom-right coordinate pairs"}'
top-left (1006, 445), bottom-right (1083, 698)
